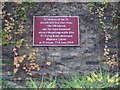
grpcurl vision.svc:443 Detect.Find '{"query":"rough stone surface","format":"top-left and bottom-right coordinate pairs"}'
top-left (2, 2), bottom-right (119, 79)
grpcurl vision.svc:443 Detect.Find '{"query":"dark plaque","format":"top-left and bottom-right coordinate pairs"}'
top-left (33, 16), bottom-right (79, 46)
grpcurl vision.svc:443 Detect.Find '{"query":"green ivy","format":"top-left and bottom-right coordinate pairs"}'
top-left (5, 39), bottom-right (27, 44)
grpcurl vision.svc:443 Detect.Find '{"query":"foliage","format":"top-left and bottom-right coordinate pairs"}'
top-left (13, 54), bottom-right (27, 74)
top-left (26, 77), bottom-right (38, 89)
top-left (23, 50), bottom-right (40, 76)
top-left (25, 70), bottom-right (119, 88)
top-left (0, 31), bottom-right (27, 45)
top-left (5, 39), bottom-right (27, 45)
top-left (101, 2), bottom-right (110, 9)
top-left (0, 76), bottom-right (14, 89)
top-left (59, 70), bottom-right (120, 88)
top-left (26, 76), bottom-right (57, 89)
top-left (87, 2), bottom-right (118, 69)
top-left (15, 2), bottom-right (35, 23)
top-left (0, 32), bottom-right (7, 43)
top-left (0, 32), bottom-right (7, 45)
top-left (21, 2), bottom-right (36, 8)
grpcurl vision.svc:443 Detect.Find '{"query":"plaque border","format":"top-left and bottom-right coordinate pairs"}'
top-left (33, 16), bottom-right (80, 46)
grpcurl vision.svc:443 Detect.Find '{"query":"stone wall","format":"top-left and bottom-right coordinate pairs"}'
top-left (2, 2), bottom-right (119, 77)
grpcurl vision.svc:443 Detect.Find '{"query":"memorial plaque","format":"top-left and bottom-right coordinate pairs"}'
top-left (33, 16), bottom-right (79, 46)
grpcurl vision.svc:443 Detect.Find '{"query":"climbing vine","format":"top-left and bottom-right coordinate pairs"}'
top-left (13, 2), bottom-right (40, 75)
top-left (2, 2), bottom-right (40, 76)
top-left (88, 2), bottom-right (118, 69)
top-left (3, 11), bottom-right (14, 43)
top-left (23, 50), bottom-right (40, 76)
top-left (99, 2), bottom-right (118, 69)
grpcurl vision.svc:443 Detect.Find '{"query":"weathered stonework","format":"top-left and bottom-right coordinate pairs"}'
top-left (2, 2), bottom-right (119, 77)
